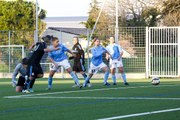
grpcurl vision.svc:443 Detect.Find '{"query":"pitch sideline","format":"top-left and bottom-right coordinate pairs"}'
top-left (97, 107), bottom-right (180, 120)
top-left (4, 84), bottom-right (179, 99)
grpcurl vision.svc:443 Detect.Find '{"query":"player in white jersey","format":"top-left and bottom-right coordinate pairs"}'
top-left (83, 38), bottom-right (112, 87)
top-left (106, 37), bottom-right (129, 85)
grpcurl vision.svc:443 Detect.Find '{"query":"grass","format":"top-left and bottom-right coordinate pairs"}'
top-left (0, 78), bottom-right (180, 120)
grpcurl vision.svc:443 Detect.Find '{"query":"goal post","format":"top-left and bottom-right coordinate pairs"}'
top-left (0, 45), bottom-right (25, 73)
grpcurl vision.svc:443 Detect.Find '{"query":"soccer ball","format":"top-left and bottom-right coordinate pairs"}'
top-left (151, 77), bottom-right (160, 85)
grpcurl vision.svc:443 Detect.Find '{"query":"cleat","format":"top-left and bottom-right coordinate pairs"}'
top-left (29, 88), bottom-right (34, 93)
top-left (72, 84), bottom-right (79, 88)
top-left (124, 82), bottom-right (129, 85)
top-left (104, 82), bottom-right (110, 87)
top-left (113, 83), bottom-right (117, 85)
top-left (79, 85), bottom-right (82, 89)
top-left (87, 83), bottom-right (92, 87)
top-left (83, 83), bottom-right (87, 87)
top-left (46, 87), bottom-right (51, 90)
top-left (22, 89), bottom-right (30, 93)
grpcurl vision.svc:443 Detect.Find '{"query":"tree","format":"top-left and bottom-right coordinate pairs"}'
top-left (161, 0), bottom-right (180, 26)
top-left (0, 0), bottom-right (47, 46)
top-left (82, 0), bottom-right (113, 41)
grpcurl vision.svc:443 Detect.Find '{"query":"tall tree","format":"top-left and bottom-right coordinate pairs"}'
top-left (0, 0), bottom-right (47, 45)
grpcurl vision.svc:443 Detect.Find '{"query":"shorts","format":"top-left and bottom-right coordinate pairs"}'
top-left (73, 59), bottom-right (86, 72)
top-left (28, 63), bottom-right (43, 78)
top-left (89, 62), bottom-right (107, 74)
top-left (110, 59), bottom-right (123, 69)
top-left (16, 76), bottom-right (25, 86)
top-left (50, 59), bottom-right (71, 71)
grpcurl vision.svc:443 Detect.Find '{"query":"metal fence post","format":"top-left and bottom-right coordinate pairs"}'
top-left (8, 31), bottom-right (11, 73)
top-left (178, 27), bottom-right (180, 77)
top-left (145, 27), bottom-right (149, 78)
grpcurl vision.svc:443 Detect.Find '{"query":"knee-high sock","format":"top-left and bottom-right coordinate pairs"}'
top-left (24, 80), bottom-right (30, 90)
top-left (48, 76), bottom-right (53, 88)
top-left (121, 73), bottom-right (127, 83)
top-left (70, 72), bottom-right (80, 86)
top-left (112, 74), bottom-right (116, 83)
top-left (29, 78), bottom-right (35, 89)
top-left (104, 71), bottom-right (109, 84)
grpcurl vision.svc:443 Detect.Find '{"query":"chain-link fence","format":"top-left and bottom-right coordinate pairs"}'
top-left (0, 27), bottom-right (147, 78)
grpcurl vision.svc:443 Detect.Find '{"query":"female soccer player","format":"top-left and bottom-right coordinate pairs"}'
top-left (12, 58), bottom-right (28, 92)
top-left (106, 37), bottom-right (129, 85)
top-left (47, 37), bottom-right (82, 90)
top-left (83, 38), bottom-right (112, 87)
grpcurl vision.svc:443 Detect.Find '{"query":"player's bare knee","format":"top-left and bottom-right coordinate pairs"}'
top-left (37, 74), bottom-right (43, 78)
top-left (16, 86), bottom-right (23, 92)
top-left (119, 67), bottom-right (124, 73)
top-left (66, 68), bottom-right (72, 73)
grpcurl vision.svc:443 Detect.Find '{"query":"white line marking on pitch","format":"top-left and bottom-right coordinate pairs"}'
top-left (11, 96), bottom-right (180, 100)
top-left (4, 84), bottom-right (179, 99)
top-left (97, 108), bottom-right (180, 120)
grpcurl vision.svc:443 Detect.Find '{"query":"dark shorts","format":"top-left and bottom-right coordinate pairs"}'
top-left (28, 64), bottom-right (43, 78)
top-left (17, 76), bottom-right (25, 86)
top-left (73, 59), bottom-right (86, 72)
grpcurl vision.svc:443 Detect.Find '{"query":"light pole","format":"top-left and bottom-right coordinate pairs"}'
top-left (35, 0), bottom-right (38, 42)
top-left (115, 0), bottom-right (119, 43)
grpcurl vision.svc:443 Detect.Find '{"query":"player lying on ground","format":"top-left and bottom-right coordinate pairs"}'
top-left (106, 37), bottom-right (129, 85)
top-left (47, 37), bottom-right (82, 90)
top-left (83, 38), bottom-right (113, 87)
top-left (23, 35), bottom-right (59, 93)
top-left (12, 58), bottom-right (29, 92)
top-left (70, 37), bottom-right (91, 87)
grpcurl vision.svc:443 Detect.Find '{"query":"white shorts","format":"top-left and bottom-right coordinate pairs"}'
top-left (89, 62), bottom-right (107, 74)
top-left (50, 59), bottom-right (71, 71)
top-left (110, 59), bottom-right (123, 69)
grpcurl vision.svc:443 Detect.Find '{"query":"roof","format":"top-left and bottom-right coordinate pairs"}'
top-left (43, 16), bottom-right (88, 22)
top-left (48, 27), bottom-right (89, 36)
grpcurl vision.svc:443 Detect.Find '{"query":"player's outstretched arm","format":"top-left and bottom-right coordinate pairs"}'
top-left (44, 47), bottom-right (59, 52)
top-left (29, 43), bottom-right (35, 50)
top-left (67, 50), bottom-right (76, 57)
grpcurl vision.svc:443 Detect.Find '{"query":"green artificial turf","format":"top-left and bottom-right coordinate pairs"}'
top-left (0, 78), bottom-right (180, 120)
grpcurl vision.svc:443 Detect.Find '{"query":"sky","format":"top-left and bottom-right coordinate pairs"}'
top-left (38, 0), bottom-right (92, 17)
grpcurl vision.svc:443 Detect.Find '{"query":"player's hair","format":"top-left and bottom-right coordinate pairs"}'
top-left (22, 58), bottom-right (28, 65)
top-left (52, 37), bottom-right (59, 42)
top-left (73, 36), bottom-right (79, 42)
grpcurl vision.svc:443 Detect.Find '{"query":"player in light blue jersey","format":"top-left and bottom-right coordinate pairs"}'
top-left (106, 37), bottom-right (129, 85)
top-left (47, 37), bottom-right (82, 90)
top-left (83, 38), bottom-right (112, 87)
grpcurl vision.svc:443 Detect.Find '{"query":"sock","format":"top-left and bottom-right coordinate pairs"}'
top-left (121, 73), bottom-right (127, 83)
top-left (24, 80), bottom-right (30, 90)
top-left (85, 76), bottom-right (90, 84)
top-left (112, 74), bottom-right (116, 83)
top-left (48, 76), bottom-right (53, 88)
top-left (70, 72), bottom-right (80, 86)
top-left (29, 78), bottom-right (35, 89)
top-left (104, 71), bottom-right (109, 84)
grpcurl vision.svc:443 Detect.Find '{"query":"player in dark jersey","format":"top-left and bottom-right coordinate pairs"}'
top-left (23, 35), bottom-right (58, 93)
top-left (70, 37), bottom-right (91, 87)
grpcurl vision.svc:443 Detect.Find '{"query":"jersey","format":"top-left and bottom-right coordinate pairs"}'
top-left (72, 43), bottom-right (84, 62)
top-left (28, 42), bottom-right (47, 65)
top-left (91, 45), bottom-right (106, 66)
top-left (12, 63), bottom-right (27, 82)
top-left (106, 43), bottom-right (123, 60)
top-left (48, 44), bottom-right (69, 62)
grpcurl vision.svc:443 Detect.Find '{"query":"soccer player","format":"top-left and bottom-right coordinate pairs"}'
top-left (70, 37), bottom-right (90, 87)
top-left (47, 37), bottom-right (82, 90)
top-left (83, 38), bottom-right (112, 87)
top-left (12, 58), bottom-right (28, 92)
top-left (23, 35), bottom-right (59, 93)
top-left (106, 37), bottom-right (129, 85)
